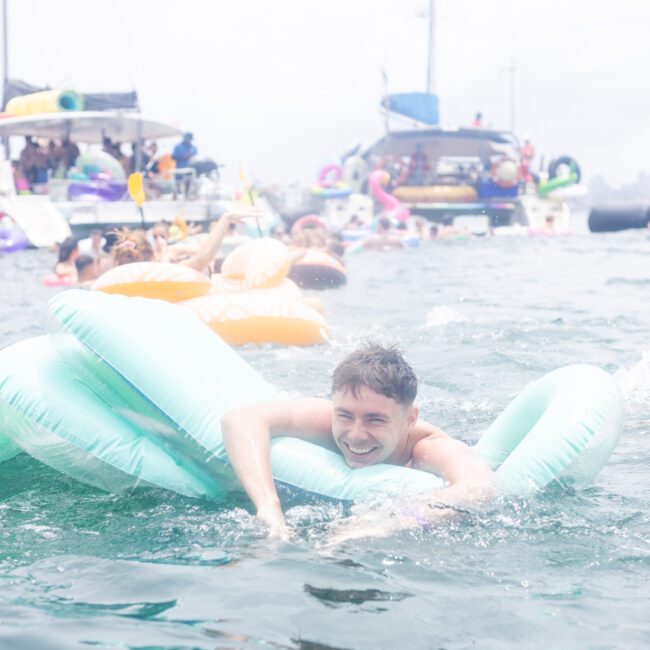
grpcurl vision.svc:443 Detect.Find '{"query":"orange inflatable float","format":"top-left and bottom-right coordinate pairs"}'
top-left (392, 185), bottom-right (478, 203)
top-left (182, 238), bottom-right (328, 346)
top-left (183, 287), bottom-right (327, 346)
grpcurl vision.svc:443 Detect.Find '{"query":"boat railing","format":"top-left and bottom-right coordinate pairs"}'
top-left (16, 167), bottom-right (228, 203)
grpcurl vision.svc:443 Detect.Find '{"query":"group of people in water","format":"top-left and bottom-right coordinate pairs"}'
top-left (51, 203), bottom-right (492, 289)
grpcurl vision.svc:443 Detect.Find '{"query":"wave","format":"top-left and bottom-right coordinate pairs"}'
top-left (424, 305), bottom-right (469, 328)
top-left (614, 350), bottom-right (650, 405)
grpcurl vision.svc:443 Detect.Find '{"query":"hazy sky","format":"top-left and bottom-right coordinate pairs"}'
top-left (6, 0), bottom-right (650, 188)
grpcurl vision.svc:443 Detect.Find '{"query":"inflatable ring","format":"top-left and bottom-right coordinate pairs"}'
top-left (310, 182), bottom-right (352, 199)
top-left (549, 156), bottom-right (581, 184)
top-left (0, 291), bottom-right (624, 505)
top-left (42, 273), bottom-right (74, 287)
top-left (290, 214), bottom-right (327, 234)
top-left (0, 216), bottom-right (29, 253)
top-left (490, 157), bottom-right (521, 189)
top-left (317, 164), bottom-right (343, 188)
top-left (310, 165), bottom-right (352, 199)
top-left (288, 249), bottom-right (347, 289)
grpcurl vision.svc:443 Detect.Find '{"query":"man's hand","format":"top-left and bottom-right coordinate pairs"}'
top-left (221, 206), bottom-right (265, 226)
top-left (256, 503), bottom-right (289, 541)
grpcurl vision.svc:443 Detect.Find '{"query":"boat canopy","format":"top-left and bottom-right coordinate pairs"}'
top-left (362, 127), bottom-right (520, 167)
top-left (3, 79), bottom-right (139, 112)
top-left (0, 111), bottom-right (182, 143)
top-left (381, 92), bottom-right (440, 126)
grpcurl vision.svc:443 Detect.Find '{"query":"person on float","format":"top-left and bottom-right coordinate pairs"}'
top-left (222, 342), bottom-right (495, 539)
top-left (77, 228), bottom-right (106, 261)
top-left (362, 216), bottom-right (405, 251)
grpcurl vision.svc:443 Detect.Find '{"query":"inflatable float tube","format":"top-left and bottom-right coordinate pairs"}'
top-left (340, 229), bottom-right (372, 242)
top-left (548, 156), bottom-right (581, 185)
top-left (182, 288), bottom-right (328, 346)
top-left (588, 205), bottom-right (650, 233)
top-left (311, 184), bottom-right (352, 199)
top-left (67, 181), bottom-right (127, 202)
top-left (393, 185), bottom-right (478, 203)
top-left (537, 173), bottom-right (579, 195)
top-left (290, 214), bottom-right (327, 234)
top-left (288, 250), bottom-right (347, 290)
top-left (42, 273), bottom-right (74, 287)
top-left (5, 89), bottom-right (84, 116)
top-left (0, 218), bottom-right (28, 253)
top-left (0, 291), bottom-right (623, 505)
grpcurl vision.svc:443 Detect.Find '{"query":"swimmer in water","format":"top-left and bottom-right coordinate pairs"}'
top-left (362, 217), bottom-right (405, 251)
top-left (222, 342), bottom-right (494, 539)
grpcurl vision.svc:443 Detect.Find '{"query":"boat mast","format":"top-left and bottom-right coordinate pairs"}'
top-left (505, 58), bottom-right (516, 132)
top-left (426, 0), bottom-right (436, 94)
top-left (2, 0), bottom-right (7, 157)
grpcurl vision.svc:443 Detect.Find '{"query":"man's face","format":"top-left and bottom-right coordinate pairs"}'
top-left (332, 385), bottom-right (418, 468)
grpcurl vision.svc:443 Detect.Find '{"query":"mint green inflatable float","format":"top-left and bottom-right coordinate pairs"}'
top-left (0, 291), bottom-right (624, 503)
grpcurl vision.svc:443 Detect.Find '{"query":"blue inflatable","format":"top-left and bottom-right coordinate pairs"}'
top-left (0, 291), bottom-right (624, 504)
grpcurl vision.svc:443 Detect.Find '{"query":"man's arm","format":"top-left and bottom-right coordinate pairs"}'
top-left (221, 398), bottom-right (333, 536)
top-left (410, 430), bottom-right (495, 507)
top-left (182, 207), bottom-right (263, 273)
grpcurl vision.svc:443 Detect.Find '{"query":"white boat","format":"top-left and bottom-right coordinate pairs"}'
top-left (355, 113), bottom-right (577, 234)
top-left (0, 111), bottom-right (243, 246)
top-left (347, 0), bottom-right (580, 235)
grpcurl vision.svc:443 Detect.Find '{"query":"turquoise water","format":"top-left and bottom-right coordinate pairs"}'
top-left (1, 217), bottom-right (649, 649)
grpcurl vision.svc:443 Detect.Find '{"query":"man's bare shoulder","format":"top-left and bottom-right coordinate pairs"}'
top-left (407, 422), bottom-right (454, 463)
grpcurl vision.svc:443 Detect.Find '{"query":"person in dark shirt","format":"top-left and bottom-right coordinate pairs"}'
top-left (172, 133), bottom-right (198, 197)
top-left (172, 132), bottom-right (197, 169)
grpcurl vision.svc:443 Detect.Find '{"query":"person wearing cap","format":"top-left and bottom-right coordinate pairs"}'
top-left (172, 132), bottom-right (198, 170)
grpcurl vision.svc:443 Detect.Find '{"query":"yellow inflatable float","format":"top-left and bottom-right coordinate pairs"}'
top-left (393, 185), bottom-right (478, 203)
top-left (93, 262), bottom-right (211, 302)
top-left (5, 89), bottom-right (85, 115)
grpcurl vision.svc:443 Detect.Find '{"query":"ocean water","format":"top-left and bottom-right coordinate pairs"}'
top-left (1, 218), bottom-right (649, 649)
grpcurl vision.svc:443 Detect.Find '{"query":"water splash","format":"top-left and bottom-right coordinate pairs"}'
top-left (424, 305), bottom-right (469, 328)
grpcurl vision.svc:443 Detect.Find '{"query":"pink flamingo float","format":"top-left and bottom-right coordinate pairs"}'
top-left (368, 170), bottom-right (410, 224)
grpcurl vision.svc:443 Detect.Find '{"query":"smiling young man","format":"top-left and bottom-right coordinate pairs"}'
top-left (221, 343), bottom-right (494, 537)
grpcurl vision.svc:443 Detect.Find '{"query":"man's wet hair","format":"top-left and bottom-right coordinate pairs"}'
top-left (332, 342), bottom-right (417, 406)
